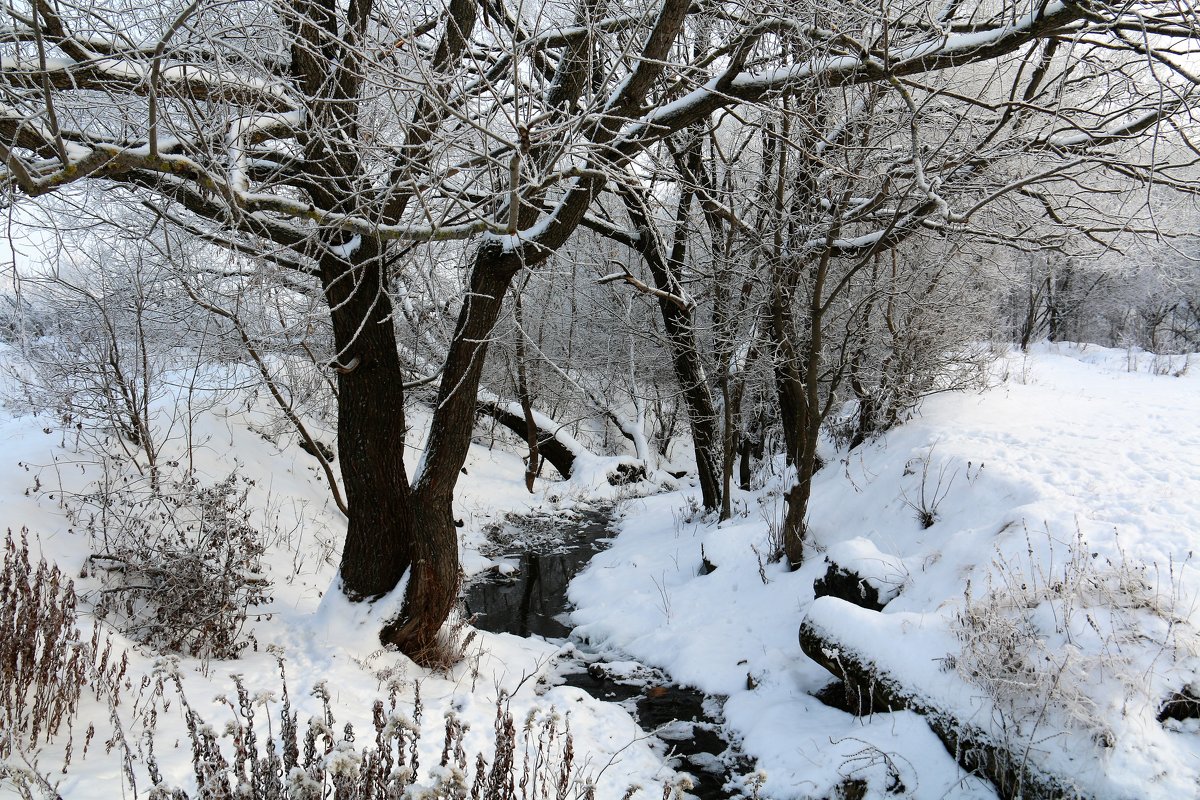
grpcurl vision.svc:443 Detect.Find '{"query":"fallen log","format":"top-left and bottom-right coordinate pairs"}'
top-left (800, 599), bottom-right (1093, 800)
top-left (476, 396), bottom-right (580, 479)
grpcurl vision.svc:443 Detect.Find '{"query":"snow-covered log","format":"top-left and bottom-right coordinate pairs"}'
top-left (813, 539), bottom-right (910, 611)
top-left (799, 600), bottom-right (1091, 800)
top-left (475, 395), bottom-right (584, 479)
top-left (812, 563), bottom-right (887, 611)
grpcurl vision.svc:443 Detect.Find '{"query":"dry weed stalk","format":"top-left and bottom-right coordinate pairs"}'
top-left (953, 524), bottom-right (1194, 752)
top-left (1, 528), bottom-right (126, 763)
top-left (125, 663), bottom-right (594, 800)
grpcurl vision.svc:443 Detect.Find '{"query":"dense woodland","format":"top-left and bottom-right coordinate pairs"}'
top-left (1, 1), bottom-right (1200, 795)
top-left (2, 0), bottom-right (1198, 661)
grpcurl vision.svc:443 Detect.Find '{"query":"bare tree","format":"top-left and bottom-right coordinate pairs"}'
top-left (2, 0), bottom-right (1196, 656)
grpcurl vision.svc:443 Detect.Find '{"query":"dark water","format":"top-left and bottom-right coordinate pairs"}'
top-left (464, 508), bottom-right (752, 800)
top-left (463, 509), bottom-right (610, 639)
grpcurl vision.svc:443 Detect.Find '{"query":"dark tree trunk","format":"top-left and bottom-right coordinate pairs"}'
top-left (1047, 263), bottom-right (1072, 343)
top-left (780, 257), bottom-right (830, 568)
top-left (769, 281), bottom-right (818, 567)
top-left (378, 243), bottom-right (522, 656)
top-left (1018, 270), bottom-right (1040, 351)
top-left (770, 293), bottom-right (809, 469)
top-left (620, 188), bottom-right (723, 511)
top-left (771, 212), bottom-right (835, 568)
top-left (738, 438), bottom-right (753, 491)
top-left (671, 317), bottom-right (723, 512)
top-left (719, 348), bottom-right (753, 520)
top-left (512, 291), bottom-right (541, 492)
top-left (321, 243), bottom-right (416, 601)
top-left (848, 350), bottom-right (878, 451)
top-left (378, 492), bottom-right (460, 660)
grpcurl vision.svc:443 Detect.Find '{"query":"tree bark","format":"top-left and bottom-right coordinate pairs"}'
top-left (376, 243), bottom-right (522, 655)
top-left (320, 242), bottom-right (424, 603)
top-left (738, 437), bottom-right (754, 491)
top-left (512, 291), bottom-right (541, 492)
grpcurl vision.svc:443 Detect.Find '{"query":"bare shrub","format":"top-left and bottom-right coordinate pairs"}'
top-left (898, 447), bottom-right (958, 529)
top-left (671, 495), bottom-right (705, 531)
top-left (953, 525), bottom-right (1193, 751)
top-left (1, 243), bottom-right (220, 493)
top-left (75, 471), bottom-right (271, 661)
top-left (759, 494), bottom-right (786, 563)
top-left (1, 528), bottom-right (127, 761)
top-left (125, 658), bottom-right (597, 800)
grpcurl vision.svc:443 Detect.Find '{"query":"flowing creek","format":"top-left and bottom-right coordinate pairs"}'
top-left (463, 507), bottom-right (753, 799)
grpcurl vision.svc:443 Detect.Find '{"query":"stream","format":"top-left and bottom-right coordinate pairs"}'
top-left (463, 507), bottom-right (753, 800)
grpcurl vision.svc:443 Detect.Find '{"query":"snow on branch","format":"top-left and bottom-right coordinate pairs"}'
top-left (0, 54), bottom-right (294, 112)
top-left (0, 124), bottom-right (510, 243)
top-left (617, 0), bottom-right (1092, 149)
top-left (597, 260), bottom-right (695, 311)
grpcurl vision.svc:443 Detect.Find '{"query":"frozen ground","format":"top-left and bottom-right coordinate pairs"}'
top-left (0, 351), bottom-right (676, 800)
top-left (569, 343), bottom-right (1200, 798)
top-left (2, 342), bottom-right (1198, 799)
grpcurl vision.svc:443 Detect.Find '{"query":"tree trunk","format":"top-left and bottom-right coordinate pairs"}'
top-left (738, 437), bottom-right (753, 491)
top-left (381, 242), bottom-right (522, 656)
top-left (772, 295), bottom-right (815, 566)
top-left (720, 404), bottom-right (737, 521)
top-left (770, 300), bottom-right (809, 469)
top-left (777, 244), bottom-right (832, 568)
top-left (673, 323), bottom-right (723, 512)
top-left (1047, 262), bottom-right (1072, 343)
top-left (322, 243), bottom-right (417, 602)
top-left (620, 188), bottom-right (723, 511)
top-left (719, 367), bottom-right (750, 521)
top-left (378, 493), bottom-right (461, 661)
top-left (781, 450), bottom-right (817, 566)
top-left (324, 236), bottom-right (523, 661)
top-left (512, 291), bottom-right (541, 492)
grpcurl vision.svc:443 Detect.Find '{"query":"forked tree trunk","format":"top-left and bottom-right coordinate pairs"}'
top-left (323, 236), bottom-right (522, 661)
top-left (378, 493), bottom-right (460, 660)
top-left (380, 243), bottom-right (522, 656)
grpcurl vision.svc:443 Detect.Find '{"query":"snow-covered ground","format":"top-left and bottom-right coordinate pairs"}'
top-left (0, 351), bottom-right (676, 800)
top-left (2, 342), bottom-right (1198, 799)
top-left (569, 343), bottom-right (1200, 798)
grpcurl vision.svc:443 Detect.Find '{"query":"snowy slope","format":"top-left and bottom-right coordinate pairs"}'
top-left (0, 348), bottom-right (678, 800)
top-left (569, 343), bottom-right (1200, 799)
top-left (4, 341), bottom-right (1197, 799)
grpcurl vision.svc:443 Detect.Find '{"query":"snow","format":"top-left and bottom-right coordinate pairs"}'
top-left (569, 342), bottom-right (1200, 798)
top-left (328, 234), bottom-right (362, 259)
top-left (822, 538), bottom-right (908, 604)
top-left (226, 110), bottom-right (302, 194)
top-left (0, 350), bottom-right (676, 800)
top-left (476, 388), bottom-right (592, 459)
top-left (2, 341), bottom-right (1199, 799)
